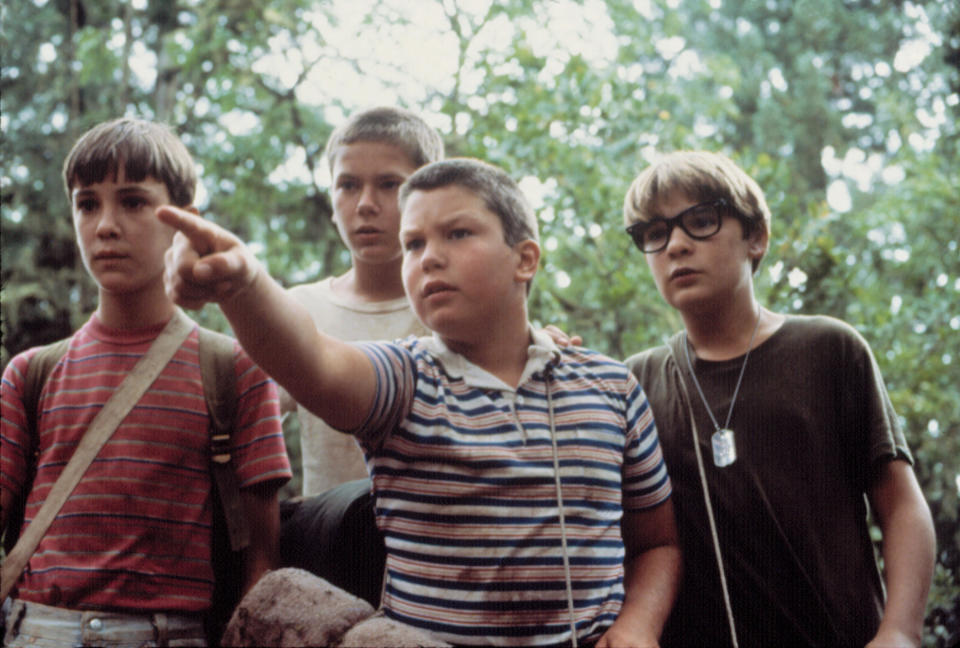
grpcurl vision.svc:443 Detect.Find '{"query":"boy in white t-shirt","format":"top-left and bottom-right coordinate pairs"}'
top-left (277, 107), bottom-right (441, 607)
top-left (287, 106), bottom-right (441, 495)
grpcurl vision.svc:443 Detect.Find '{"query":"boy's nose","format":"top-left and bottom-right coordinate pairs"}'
top-left (357, 185), bottom-right (379, 214)
top-left (419, 239), bottom-right (445, 270)
top-left (95, 206), bottom-right (122, 238)
top-left (664, 225), bottom-right (693, 255)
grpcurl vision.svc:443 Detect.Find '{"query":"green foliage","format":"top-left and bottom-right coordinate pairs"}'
top-left (2, 0), bottom-right (957, 642)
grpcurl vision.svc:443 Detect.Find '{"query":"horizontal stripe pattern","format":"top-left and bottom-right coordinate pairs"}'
top-left (1, 315), bottom-right (290, 612)
top-left (355, 338), bottom-right (671, 645)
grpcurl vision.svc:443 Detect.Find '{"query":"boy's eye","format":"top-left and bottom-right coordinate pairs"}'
top-left (686, 207), bottom-right (719, 233)
top-left (336, 179), bottom-right (359, 191)
top-left (449, 228), bottom-right (471, 240)
top-left (643, 224), bottom-right (668, 244)
top-left (403, 238), bottom-right (424, 252)
top-left (75, 198), bottom-right (99, 213)
top-left (121, 196), bottom-right (149, 210)
top-left (380, 179), bottom-right (402, 190)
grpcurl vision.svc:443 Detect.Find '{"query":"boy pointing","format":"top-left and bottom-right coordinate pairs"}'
top-left (160, 158), bottom-right (680, 646)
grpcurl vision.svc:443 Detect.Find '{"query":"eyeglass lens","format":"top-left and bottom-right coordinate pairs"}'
top-left (637, 202), bottom-right (722, 252)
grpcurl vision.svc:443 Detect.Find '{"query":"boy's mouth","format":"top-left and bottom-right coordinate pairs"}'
top-left (94, 250), bottom-right (128, 260)
top-left (423, 281), bottom-right (455, 297)
top-left (670, 267), bottom-right (697, 280)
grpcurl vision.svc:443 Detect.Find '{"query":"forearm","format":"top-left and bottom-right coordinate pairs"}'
top-left (220, 268), bottom-right (317, 393)
top-left (868, 461), bottom-right (936, 647)
top-left (873, 504), bottom-right (935, 645)
top-left (616, 544), bottom-right (682, 642)
top-left (597, 500), bottom-right (682, 647)
top-left (239, 483), bottom-right (282, 595)
top-left (220, 267), bottom-right (374, 429)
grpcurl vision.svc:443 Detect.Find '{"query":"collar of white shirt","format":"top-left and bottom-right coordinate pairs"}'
top-left (419, 327), bottom-right (561, 393)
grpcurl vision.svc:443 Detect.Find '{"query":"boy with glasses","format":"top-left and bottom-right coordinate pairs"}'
top-left (622, 150), bottom-right (935, 647)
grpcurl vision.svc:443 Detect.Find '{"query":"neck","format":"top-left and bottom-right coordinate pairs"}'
top-left (336, 259), bottom-right (406, 303)
top-left (97, 285), bottom-right (176, 329)
top-left (443, 311), bottom-right (531, 388)
top-left (683, 299), bottom-right (764, 362)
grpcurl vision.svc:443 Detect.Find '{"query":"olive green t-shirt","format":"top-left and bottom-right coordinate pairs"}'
top-left (626, 314), bottom-right (909, 647)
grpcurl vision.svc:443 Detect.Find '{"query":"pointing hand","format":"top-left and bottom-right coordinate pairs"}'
top-left (157, 206), bottom-right (261, 310)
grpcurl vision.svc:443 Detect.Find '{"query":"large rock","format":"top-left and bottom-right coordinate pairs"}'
top-left (339, 612), bottom-right (451, 647)
top-left (221, 568), bottom-right (374, 647)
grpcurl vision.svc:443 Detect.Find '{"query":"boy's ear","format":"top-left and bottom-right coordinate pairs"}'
top-left (513, 239), bottom-right (540, 284)
top-left (747, 226), bottom-right (768, 262)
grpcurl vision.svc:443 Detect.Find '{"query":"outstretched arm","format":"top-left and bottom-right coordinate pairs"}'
top-left (597, 500), bottom-right (682, 648)
top-left (866, 459), bottom-right (935, 648)
top-left (158, 206), bottom-right (375, 430)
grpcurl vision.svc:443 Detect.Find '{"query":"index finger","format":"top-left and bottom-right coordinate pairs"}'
top-left (157, 205), bottom-right (220, 254)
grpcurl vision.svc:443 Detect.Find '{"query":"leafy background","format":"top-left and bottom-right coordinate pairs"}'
top-left (2, 0), bottom-right (957, 642)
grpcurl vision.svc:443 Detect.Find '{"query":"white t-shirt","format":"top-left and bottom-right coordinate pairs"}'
top-left (287, 277), bottom-right (428, 495)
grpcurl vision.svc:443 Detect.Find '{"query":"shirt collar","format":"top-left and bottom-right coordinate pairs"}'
top-left (421, 327), bottom-right (561, 392)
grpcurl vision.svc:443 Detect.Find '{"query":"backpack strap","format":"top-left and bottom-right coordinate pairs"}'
top-left (198, 327), bottom-right (250, 552)
top-left (22, 337), bottom-right (72, 446)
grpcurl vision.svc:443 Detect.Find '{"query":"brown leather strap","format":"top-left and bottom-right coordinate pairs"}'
top-left (199, 327), bottom-right (249, 552)
top-left (0, 310), bottom-right (194, 601)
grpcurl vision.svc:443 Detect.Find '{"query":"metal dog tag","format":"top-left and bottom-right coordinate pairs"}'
top-left (711, 428), bottom-right (737, 467)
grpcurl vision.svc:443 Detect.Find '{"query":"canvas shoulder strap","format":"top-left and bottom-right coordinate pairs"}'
top-left (664, 332), bottom-right (740, 648)
top-left (198, 327), bottom-right (250, 552)
top-left (0, 311), bottom-right (193, 601)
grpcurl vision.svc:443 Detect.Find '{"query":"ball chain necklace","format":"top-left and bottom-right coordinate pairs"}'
top-left (683, 308), bottom-right (763, 468)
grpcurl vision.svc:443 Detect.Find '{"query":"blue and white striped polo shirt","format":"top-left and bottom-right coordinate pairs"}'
top-left (353, 329), bottom-right (671, 646)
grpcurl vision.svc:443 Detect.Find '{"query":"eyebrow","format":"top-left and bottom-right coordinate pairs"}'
top-left (72, 185), bottom-right (159, 201)
top-left (335, 172), bottom-right (405, 182)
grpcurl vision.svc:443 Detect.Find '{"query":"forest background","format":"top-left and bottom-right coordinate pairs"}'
top-left (1, 0), bottom-right (958, 642)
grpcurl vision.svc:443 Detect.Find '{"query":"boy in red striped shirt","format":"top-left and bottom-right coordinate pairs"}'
top-left (1, 118), bottom-right (291, 647)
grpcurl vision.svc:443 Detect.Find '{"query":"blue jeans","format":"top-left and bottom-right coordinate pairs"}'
top-left (2, 599), bottom-right (206, 647)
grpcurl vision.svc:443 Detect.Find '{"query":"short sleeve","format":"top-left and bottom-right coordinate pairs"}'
top-left (349, 341), bottom-right (418, 451)
top-left (1, 350), bottom-right (41, 499)
top-left (621, 373), bottom-right (672, 511)
top-left (230, 345), bottom-right (291, 488)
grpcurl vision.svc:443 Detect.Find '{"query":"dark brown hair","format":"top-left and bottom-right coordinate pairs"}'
top-left (63, 118), bottom-right (197, 206)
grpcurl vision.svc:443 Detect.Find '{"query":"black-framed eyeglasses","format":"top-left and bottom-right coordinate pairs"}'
top-left (625, 198), bottom-right (730, 253)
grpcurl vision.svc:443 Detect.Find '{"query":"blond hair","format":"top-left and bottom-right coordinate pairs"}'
top-left (324, 106), bottom-right (444, 173)
top-left (623, 150), bottom-right (771, 271)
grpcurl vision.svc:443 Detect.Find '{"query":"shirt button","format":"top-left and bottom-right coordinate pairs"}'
top-left (516, 395), bottom-right (525, 405)
top-left (89, 618), bottom-right (103, 631)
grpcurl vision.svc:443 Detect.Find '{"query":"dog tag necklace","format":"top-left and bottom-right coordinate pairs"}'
top-left (683, 309), bottom-right (762, 467)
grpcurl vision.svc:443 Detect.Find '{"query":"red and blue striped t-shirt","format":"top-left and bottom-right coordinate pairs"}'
top-left (0, 314), bottom-right (290, 613)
